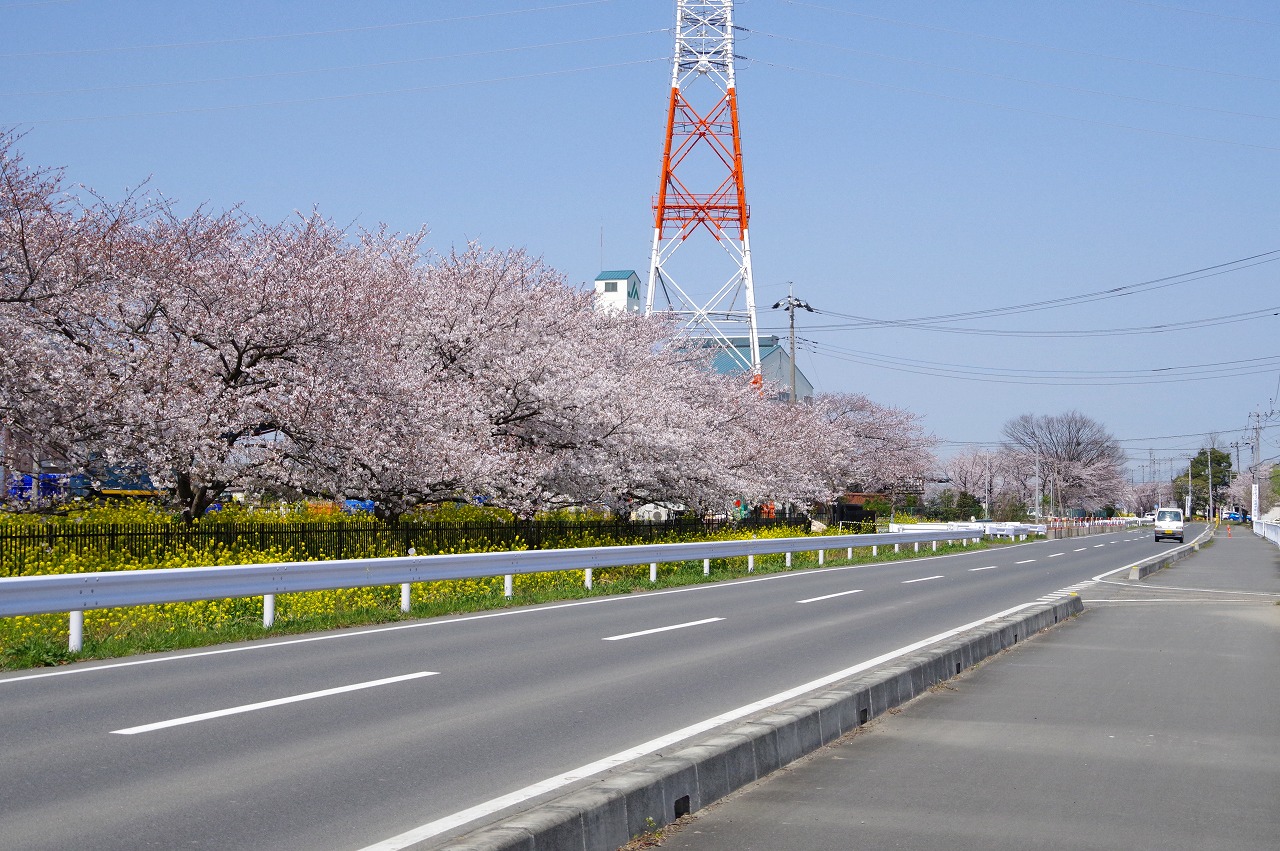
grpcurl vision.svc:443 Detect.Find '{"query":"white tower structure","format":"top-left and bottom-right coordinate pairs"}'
top-left (645, 0), bottom-right (761, 383)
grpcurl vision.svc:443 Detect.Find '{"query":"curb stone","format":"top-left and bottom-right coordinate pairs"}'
top-left (427, 597), bottom-right (1083, 851)
top-left (1128, 526), bottom-right (1214, 579)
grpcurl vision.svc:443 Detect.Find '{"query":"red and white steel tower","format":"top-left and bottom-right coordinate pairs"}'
top-left (645, 0), bottom-right (761, 382)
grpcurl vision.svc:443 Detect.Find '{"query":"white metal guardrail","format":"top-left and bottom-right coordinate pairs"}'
top-left (1254, 520), bottom-right (1280, 548)
top-left (0, 526), bottom-right (1042, 651)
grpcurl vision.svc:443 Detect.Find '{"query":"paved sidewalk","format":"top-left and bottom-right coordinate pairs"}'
top-left (661, 530), bottom-right (1280, 851)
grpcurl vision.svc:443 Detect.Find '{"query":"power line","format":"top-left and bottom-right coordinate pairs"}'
top-left (810, 250), bottom-right (1280, 327)
top-left (777, 304), bottom-right (1280, 338)
top-left (797, 338), bottom-right (1280, 386)
top-left (0, 30), bottom-right (667, 98)
top-left (13, 58), bottom-right (668, 125)
top-left (1114, 0), bottom-right (1280, 28)
top-left (751, 58), bottom-right (1280, 153)
top-left (0, 0), bottom-right (623, 59)
top-left (771, 0), bottom-right (1280, 85)
top-left (744, 28), bottom-right (1280, 123)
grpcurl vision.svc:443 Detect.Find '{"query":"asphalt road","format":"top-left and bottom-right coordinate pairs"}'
top-left (0, 526), bottom-right (1186, 850)
top-left (662, 526), bottom-right (1278, 851)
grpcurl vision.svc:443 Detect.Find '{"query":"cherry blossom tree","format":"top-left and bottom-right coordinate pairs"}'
top-left (2, 137), bottom-right (943, 523)
top-left (1, 129), bottom-right (156, 494)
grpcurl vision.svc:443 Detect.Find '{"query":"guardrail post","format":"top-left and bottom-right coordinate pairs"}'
top-left (932, 541), bottom-right (937, 551)
top-left (504, 574), bottom-right (513, 598)
top-left (703, 558), bottom-right (710, 576)
top-left (785, 552), bottom-right (792, 568)
top-left (748, 554), bottom-right (754, 573)
top-left (817, 549), bottom-right (824, 566)
top-left (650, 562), bottom-right (657, 583)
top-left (69, 610), bottom-right (83, 652)
top-left (400, 583), bottom-right (411, 613)
top-left (913, 542), bottom-right (919, 553)
top-left (847, 547), bottom-right (853, 559)
top-left (263, 594), bottom-right (275, 629)
top-left (584, 568), bottom-right (593, 590)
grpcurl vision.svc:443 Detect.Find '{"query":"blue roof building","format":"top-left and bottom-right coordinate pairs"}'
top-left (709, 336), bottom-right (814, 403)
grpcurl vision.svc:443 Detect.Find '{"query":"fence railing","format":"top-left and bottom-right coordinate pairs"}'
top-left (1254, 520), bottom-right (1280, 548)
top-left (0, 525), bottom-right (1040, 651)
top-left (0, 516), bottom-right (814, 577)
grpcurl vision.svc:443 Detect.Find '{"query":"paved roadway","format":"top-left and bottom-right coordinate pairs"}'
top-left (0, 526), bottom-right (1183, 850)
top-left (663, 527), bottom-right (1279, 851)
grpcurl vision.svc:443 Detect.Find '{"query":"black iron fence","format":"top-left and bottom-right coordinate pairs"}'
top-left (0, 516), bottom-right (808, 577)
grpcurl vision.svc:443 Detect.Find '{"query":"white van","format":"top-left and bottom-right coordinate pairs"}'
top-left (1153, 508), bottom-right (1184, 543)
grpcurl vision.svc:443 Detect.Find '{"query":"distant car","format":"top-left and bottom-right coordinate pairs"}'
top-left (1154, 508), bottom-right (1184, 543)
top-left (1225, 512), bottom-right (1241, 522)
top-left (1142, 512), bottom-right (1155, 523)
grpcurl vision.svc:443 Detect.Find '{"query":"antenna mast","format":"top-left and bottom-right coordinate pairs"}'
top-left (646, 0), bottom-right (761, 382)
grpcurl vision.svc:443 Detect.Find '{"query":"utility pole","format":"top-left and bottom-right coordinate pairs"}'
top-left (772, 284), bottom-right (813, 403)
top-left (1252, 411), bottom-right (1264, 521)
top-left (1186, 456), bottom-right (1193, 518)
top-left (1034, 454), bottom-right (1041, 519)
top-left (1208, 447), bottom-right (1215, 521)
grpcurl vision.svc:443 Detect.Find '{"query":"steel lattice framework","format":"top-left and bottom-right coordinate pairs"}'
top-left (645, 0), bottom-right (761, 380)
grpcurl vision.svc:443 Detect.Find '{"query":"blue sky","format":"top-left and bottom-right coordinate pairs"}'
top-left (4, 0), bottom-right (1278, 476)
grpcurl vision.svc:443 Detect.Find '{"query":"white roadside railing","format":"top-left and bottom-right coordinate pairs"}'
top-left (1254, 520), bottom-right (1280, 548)
top-left (0, 526), bottom-right (1042, 652)
top-left (890, 521), bottom-right (1045, 539)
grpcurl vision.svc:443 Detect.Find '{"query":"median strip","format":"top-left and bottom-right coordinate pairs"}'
top-left (110, 671), bottom-right (439, 735)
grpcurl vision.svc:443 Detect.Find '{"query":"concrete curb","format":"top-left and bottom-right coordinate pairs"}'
top-left (1127, 525), bottom-right (1215, 580)
top-left (430, 596), bottom-right (1084, 851)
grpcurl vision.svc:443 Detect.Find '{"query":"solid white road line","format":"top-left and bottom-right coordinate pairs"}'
top-left (901, 575), bottom-right (943, 584)
top-left (603, 618), bottom-right (724, 641)
top-left (968, 566), bottom-right (998, 572)
top-left (796, 589), bottom-right (863, 604)
top-left (111, 671), bottom-right (438, 735)
top-left (357, 600), bottom-right (1046, 851)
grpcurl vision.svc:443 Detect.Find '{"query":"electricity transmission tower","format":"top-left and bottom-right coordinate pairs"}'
top-left (645, 0), bottom-right (762, 382)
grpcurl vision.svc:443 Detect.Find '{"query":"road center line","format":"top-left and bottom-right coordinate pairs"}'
top-left (796, 589), bottom-right (863, 604)
top-left (1093, 544), bottom-right (1106, 548)
top-left (901, 575), bottom-right (943, 584)
top-left (111, 671), bottom-right (438, 735)
top-left (1047, 553), bottom-right (1064, 558)
top-left (1074, 548), bottom-right (1087, 552)
top-left (968, 566), bottom-right (998, 572)
top-left (1015, 559), bottom-right (1036, 564)
top-left (603, 618), bottom-right (724, 641)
